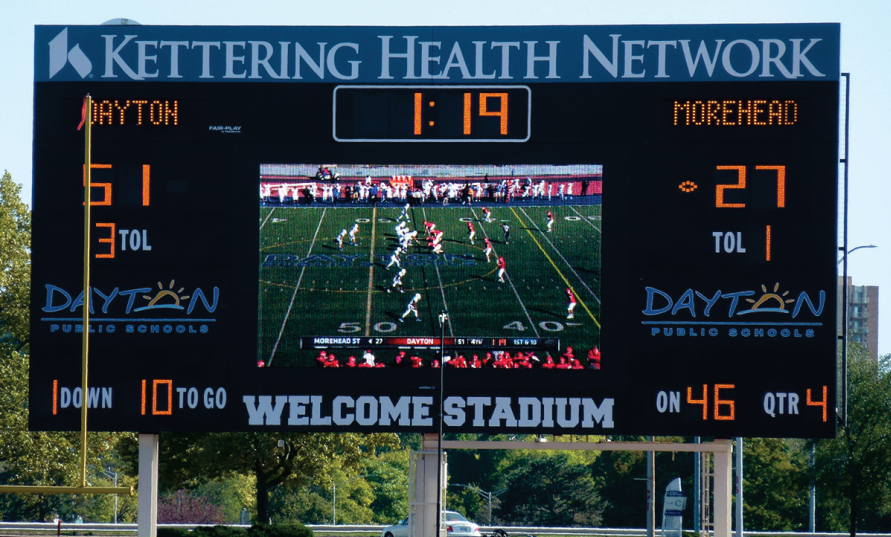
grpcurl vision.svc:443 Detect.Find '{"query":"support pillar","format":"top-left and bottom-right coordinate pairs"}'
top-left (712, 439), bottom-right (733, 537)
top-left (409, 435), bottom-right (446, 537)
top-left (137, 434), bottom-right (159, 537)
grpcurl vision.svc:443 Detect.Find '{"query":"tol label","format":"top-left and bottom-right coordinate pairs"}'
top-left (119, 229), bottom-right (152, 251)
top-left (712, 231), bottom-right (746, 253)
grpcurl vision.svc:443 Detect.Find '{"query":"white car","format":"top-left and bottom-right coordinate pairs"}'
top-left (381, 511), bottom-right (482, 537)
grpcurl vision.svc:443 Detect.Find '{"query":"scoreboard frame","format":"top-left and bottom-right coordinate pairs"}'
top-left (30, 23), bottom-right (841, 438)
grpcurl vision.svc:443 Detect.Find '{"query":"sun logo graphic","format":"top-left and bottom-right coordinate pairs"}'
top-left (133, 280), bottom-right (192, 312)
top-left (738, 283), bottom-right (796, 315)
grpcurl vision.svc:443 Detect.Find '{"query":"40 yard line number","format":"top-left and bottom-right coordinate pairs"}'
top-left (504, 321), bottom-right (564, 332)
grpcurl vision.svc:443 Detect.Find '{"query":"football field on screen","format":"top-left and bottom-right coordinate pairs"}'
top-left (258, 202), bottom-right (601, 367)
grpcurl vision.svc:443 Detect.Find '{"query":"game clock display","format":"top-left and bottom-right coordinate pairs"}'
top-left (30, 23), bottom-right (840, 437)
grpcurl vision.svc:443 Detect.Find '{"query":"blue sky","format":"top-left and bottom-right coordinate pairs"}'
top-left (2, 0), bottom-right (888, 356)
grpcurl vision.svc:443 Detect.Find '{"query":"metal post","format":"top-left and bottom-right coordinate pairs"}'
top-left (80, 94), bottom-right (93, 489)
top-left (693, 437), bottom-right (701, 533)
top-left (647, 437), bottom-right (655, 537)
top-left (735, 438), bottom-right (743, 537)
top-left (841, 72), bottom-right (850, 427)
top-left (113, 472), bottom-right (118, 524)
top-left (437, 311), bottom-right (448, 537)
top-left (137, 434), bottom-right (159, 537)
top-left (333, 482), bottom-right (336, 525)
top-left (809, 444), bottom-right (816, 532)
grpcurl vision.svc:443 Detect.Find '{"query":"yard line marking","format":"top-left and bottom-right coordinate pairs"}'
top-left (268, 207), bottom-right (327, 366)
top-left (568, 205), bottom-right (601, 232)
top-left (512, 206), bottom-right (600, 329)
top-left (259, 207), bottom-right (276, 231)
top-left (517, 206), bottom-right (601, 305)
top-left (472, 208), bottom-right (540, 338)
top-left (422, 208), bottom-right (454, 337)
top-left (364, 206), bottom-right (378, 337)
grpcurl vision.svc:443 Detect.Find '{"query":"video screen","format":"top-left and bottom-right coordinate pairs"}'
top-left (258, 164), bottom-right (602, 371)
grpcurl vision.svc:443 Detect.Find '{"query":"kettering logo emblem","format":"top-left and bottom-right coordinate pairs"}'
top-left (48, 28), bottom-right (93, 78)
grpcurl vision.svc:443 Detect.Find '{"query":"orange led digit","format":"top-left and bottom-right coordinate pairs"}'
top-left (765, 225), bottom-right (771, 261)
top-left (413, 92), bottom-right (422, 135)
top-left (480, 93), bottom-right (508, 135)
top-left (687, 385), bottom-right (708, 420)
top-left (715, 165), bottom-right (746, 208)
top-left (142, 164), bottom-right (151, 206)
top-left (141, 379), bottom-right (146, 415)
top-left (463, 92), bottom-right (472, 135)
top-left (95, 223), bottom-right (116, 259)
top-left (82, 164), bottom-right (112, 206)
top-left (152, 379), bottom-right (174, 416)
top-left (756, 165), bottom-right (786, 207)
top-left (52, 379), bottom-right (58, 415)
top-left (714, 384), bottom-right (736, 420)
top-left (807, 386), bottom-right (828, 422)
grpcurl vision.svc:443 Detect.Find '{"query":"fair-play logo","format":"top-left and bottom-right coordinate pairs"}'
top-left (48, 28), bottom-right (92, 78)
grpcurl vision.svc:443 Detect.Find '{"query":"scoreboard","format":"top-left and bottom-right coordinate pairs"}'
top-left (31, 24), bottom-right (840, 437)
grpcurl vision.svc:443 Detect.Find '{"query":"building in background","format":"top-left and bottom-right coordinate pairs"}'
top-left (839, 277), bottom-right (880, 358)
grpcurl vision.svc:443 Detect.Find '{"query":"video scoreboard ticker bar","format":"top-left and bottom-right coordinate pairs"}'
top-left (31, 23), bottom-right (840, 437)
top-left (301, 337), bottom-right (559, 351)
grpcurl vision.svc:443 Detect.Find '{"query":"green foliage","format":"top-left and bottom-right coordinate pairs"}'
top-left (196, 475), bottom-right (257, 523)
top-left (119, 432), bottom-right (399, 524)
top-left (249, 523), bottom-right (313, 537)
top-left (0, 170), bottom-right (30, 351)
top-left (192, 525), bottom-right (248, 537)
top-left (590, 436), bottom-right (695, 528)
top-left (267, 443), bottom-right (411, 525)
top-left (740, 438), bottom-right (808, 531)
top-left (497, 451), bottom-right (604, 526)
top-left (0, 172), bottom-right (132, 522)
top-left (366, 448), bottom-right (410, 523)
top-left (814, 348), bottom-right (891, 534)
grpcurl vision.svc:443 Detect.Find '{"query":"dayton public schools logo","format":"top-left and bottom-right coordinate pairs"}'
top-left (642, 282), bottom-right (826, 339)
top-left (41, 280), bottom-right (220, 335)
top-left (49, 28), bottom-right (93, 78)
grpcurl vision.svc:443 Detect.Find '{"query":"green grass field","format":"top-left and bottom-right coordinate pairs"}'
top-left (258, 201), bottom-right (601, 367)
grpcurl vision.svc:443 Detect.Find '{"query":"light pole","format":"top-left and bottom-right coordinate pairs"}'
top-left (437, 310), bottom-right (449, 537)
top-left (837, 244), bottom-right (877, 264)
top-left (101, 470), bottom-right (119, 524)
top-left (448, 484), bottom-right (507, 524)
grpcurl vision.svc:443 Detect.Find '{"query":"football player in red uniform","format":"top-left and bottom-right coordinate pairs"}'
top-left (566, 288), bottom-right (577, 319)
top-left (483, 237), bottom-right (494, 262)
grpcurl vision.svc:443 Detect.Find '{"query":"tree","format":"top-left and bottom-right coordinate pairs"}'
top-left (497, 452), bottom-right (604, 526)
top-left (813, 347), bottom-right (891, 535)
top-left (0, 170), bottom-right (132, 522)
top-left (119, 431), bottom-right (399, 523)
top-left (0, 171), bottom-right (30, 351)
top-left (590, 436), bottom-right (695, 528)
top-left (741, 438), bottom-right (808, 531)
